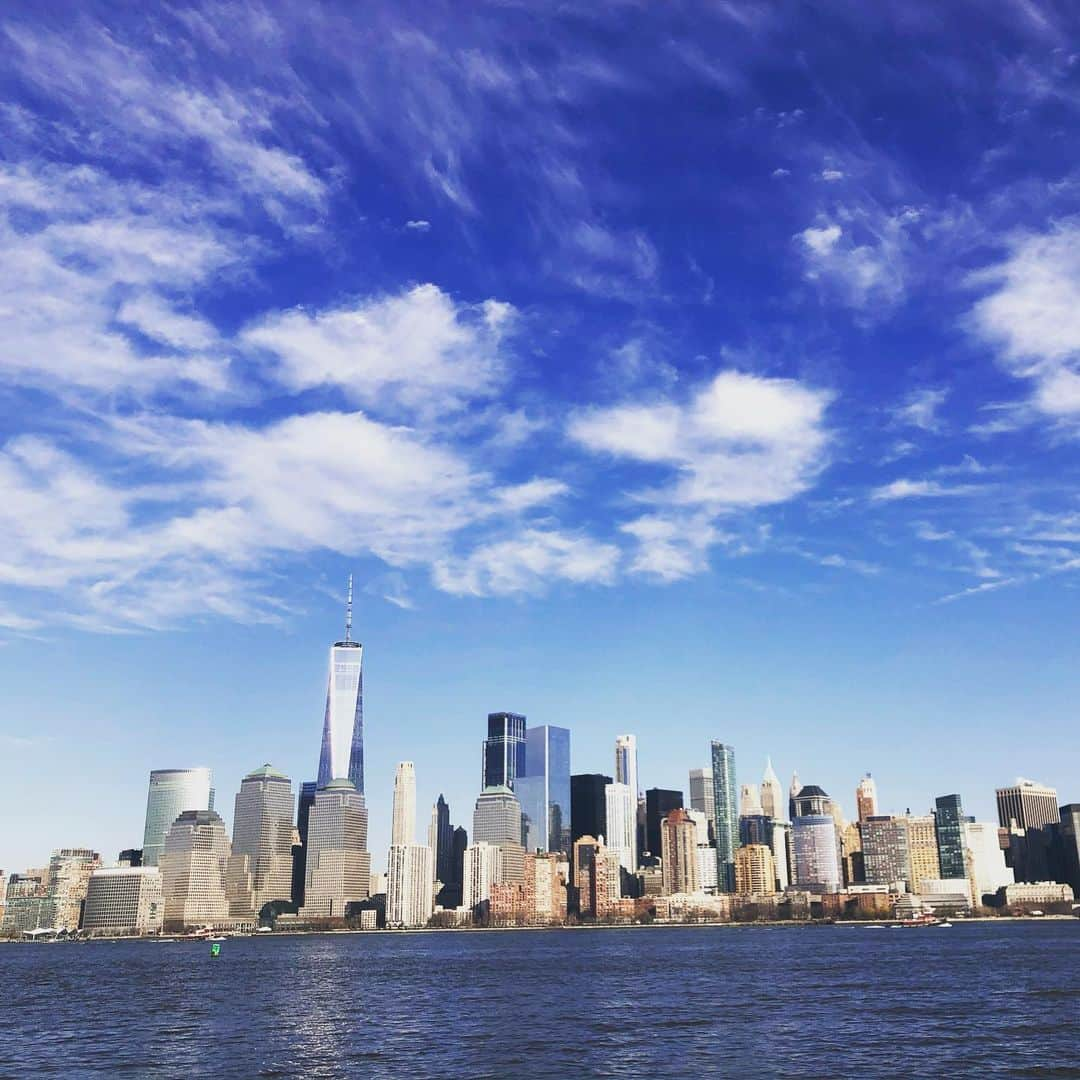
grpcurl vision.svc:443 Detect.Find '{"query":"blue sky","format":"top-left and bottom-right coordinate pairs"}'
top-left (1, 1), bottom-right (1079, 872)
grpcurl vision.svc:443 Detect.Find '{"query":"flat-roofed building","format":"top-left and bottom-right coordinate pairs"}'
top-left (83, 867), bottom-right (164, 935)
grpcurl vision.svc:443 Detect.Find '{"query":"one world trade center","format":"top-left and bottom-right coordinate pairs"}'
top-left (317, 576), bottom-right (364, 792)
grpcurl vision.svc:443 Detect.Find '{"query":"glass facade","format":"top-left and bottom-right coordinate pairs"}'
top-left (861, 815), bottom-right (910, 885)
top-left (482, 712), bottom-right (527, 790)
top-left (141, 768), bottom-right (214, 867)
top-left (518, 725), bottom-right (571, 854)
top-left (646, 788), bottom-right (684, 863)
top-left (934, 794), bottom-right (967, 880)
top-left (318, 641), bottom-right (364, 791)
top-left (571, 774), bottom-right (610, 850)
top-left (792, 815), bottom-right (843, 893)
top-left (710, 742), bottom-right (738, 892)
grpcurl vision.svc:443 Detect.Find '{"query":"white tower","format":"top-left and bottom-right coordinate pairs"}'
top-left (391, 761), bottom-right (417, 847)
top-left (761, 758), bottom-right (784, 821)
top-left (614, 735), bottom-right (639, 870)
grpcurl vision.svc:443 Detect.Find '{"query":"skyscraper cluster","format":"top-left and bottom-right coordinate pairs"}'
top-left (4, 580), bottom-right (1078, 937)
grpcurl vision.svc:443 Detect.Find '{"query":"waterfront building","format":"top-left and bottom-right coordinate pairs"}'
top-left (570, 774), bottom-right (611, 852)
top-left (572, 835), bottom-right (613, 918)
top-left (771, 821), bottom-right (791, 891)
top-left (317, 577), bottom-right (365, 792)
top-left (645, 788), bottom-right (684, 861)
top-left (760, 759), bottom-right (783, 822)
top-left (43, 848), bottom-right (101, 931)
top-left (604, 781), bottom-right (637, 881)
top-left (696, 845), bottom-right (719, 891)
top-left (82, 867), bottom-right (163, 935)
top-left (916, 878), bottom-right (973, 914)
top-left (856, 774), bottom-right (878, 824)
top-left (391, 762), bottom-right (416, 847)
top-left (841, 820), bottom-right (865, 885)
top-left (735, 843), bottom-right (776, 896)
top-left (1058, 805), bottom-right (1080, 895)
top-left (482, 712), bottom-right (526, 790)
top-left (2, 873), bottom-right (49, 933)
top-left (447, 826), bottom-right (468, 908)
top-left (862, 816), bottom-right (909, 888)
top-left (996, 779), bottom-right (1059, 831)
top-left (159, 810), bottom-right (231, 931)
top-left (791, 787), bottom-right (842, 893)
top-left (517, 725), bottom-right (571, 854)
top-left (963, 821), bottom-right (1014, 903)
top-left (0, 872), bottom-right (5, 924)
top-left (292, 780), bottom-right (318, 907)
top-left (232, 765), bottom-right (295, 914)
top-left (934, 794), bottom-right (967, 880)
top-left (529, 851), bottom-right (568, 923)
top-left (463, 841), bottom-right (502, 913)
top-left (429, 795), bottom-right (454, 894)
top-left (739, 783), bottom-right (763, 818)
top-left (614, 735), bottom-right (639, 864)
top-left (710, 742), bottom-right (738, 892)
top-left (472, 786), bottom-right (525, 884)
top-left (660, 809), bottom-right (700, 896)
top-left (1001, 881), bottom-right (1074, 908)
top-left (386, 844), bottom-right (434, 928)
top-left (141, 768), bottom-right (214, 867)
top-left (302, 779), bottom-right (371, 919)
top-left (906, 814), bottom-right (942, 893)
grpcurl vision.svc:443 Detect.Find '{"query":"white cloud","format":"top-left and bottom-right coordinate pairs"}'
top-left (968, 223), bottom-right (1080, 421)
top-left (116, 294), bottom-right (218, 350)
top-left (799, 224), bottom-right (842, 255)
top-left (495, 478), bottom-right (570, 512)
top-left (405, 219), bottom-right (431, 232)
top-left (820, 168), bottom-right (845, 181)
top-left (894, 387), bottom-right (948, 431)
top-left (432, 529), bottom-right (620, 596)
top-left (569, 370), bottom-right (832, 509)
top-left (871, 478), bottom-right (980, 501)
top-left (243, 284), bottom-right (513, 415)
top-left (619, 514), bottom-right (718, 582)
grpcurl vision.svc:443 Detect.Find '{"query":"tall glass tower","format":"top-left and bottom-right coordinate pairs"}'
top-left (518, 725), bottom-right (571, 853)
top-left (141, 767), bottom-right (214, 867)
top-left (482, 712), bottom-right (527, 790)
top-left (317, 576), bottom-right (364, 792)
top-left (934, 794), bottom-right (967, 879)
top-left (710, 741), bottom-right (739, 892)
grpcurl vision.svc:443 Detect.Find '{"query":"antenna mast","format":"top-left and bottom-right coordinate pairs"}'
top-left (345, 574), bottom-right (354, 643)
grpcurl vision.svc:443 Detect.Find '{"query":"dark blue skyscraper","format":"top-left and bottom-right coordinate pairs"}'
top-left (482, 712), bottom-right (527, 790)
top-left (934, 794), bottom-right (967, 879)
top-left (517, 725), bottom-right (571, 854)
top-left (711, 741), bottom-right (739, 892)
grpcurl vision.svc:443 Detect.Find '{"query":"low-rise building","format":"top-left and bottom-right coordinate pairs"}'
top-left (1001, 881), bottom-right (1074, 908)
top-left (82, 867), bottom-right (164, 935)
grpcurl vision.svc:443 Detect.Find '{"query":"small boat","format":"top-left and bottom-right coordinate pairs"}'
top-left (937, 922), bottom-right (953, 928)
top-left (865, 925), bottom-right (886, 930)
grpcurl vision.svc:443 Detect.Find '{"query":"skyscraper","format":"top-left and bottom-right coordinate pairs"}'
top-left (735, 844), bottom-right (777, 895)
top-left (739, 783), bottom-right (763, 818)
top-left (570, 774), bottom-right (611, 850)
top-left (710, 742), bottom-right (738, 893)
top-left (995, 779), bottom-right (1059, 831)
top-left (791, 786), bottom-right (842, 893)
top-left (604, 781), bottom-right (636, 878)
top-left (572, 836), bottom-right (613, 919)
top-left (760, 759), bottom-right (783, 821)
top-left (646, 788), bottom-right (684, 862)
top-left (463, 841), bottom-right (502, 913)
top-left (141, 768), bottom-right (214, 868)
top-left (906, 814), bottom-right (941, 893)
top-left (302, 778), bottom-right (371, 918)
top-left (472, 786), bottom-right (525, 884)
top-left (429, 795), bottom-right (453, 891)
top-left (517, 725), bottom-right (571, 854)
top-left (934, 794), bottom-right (967, 880)
top-left (689, 768), bottom-right (715, 830)
top-left (861, 816), bottom-right (910, 887)
top-left (964, 821), bottom-right (1014, 903)
top-left (615, 734), bottom-right (638, 798)
top-left (159, 809), bottom-right (231, 931)
top-left (391, 762), bottom-right (416, 846)
top-left (660, 808), bottom-right (700, 895)
top-left (856, 774), bottom-right (878, 824)
top-left (386, 844), bottom-right (434, 928)
top-left (317, 577), bottom-right (364, 792)
top-left (292, 780), bottom-right (317, 907)
top-left (231, 765), bottom-right (295, 914)
top-left (82, 867), bottom-right (163, 935)
top-left (482, 712), bottom-right (527, 790)
top-left (43, 848), bottom-right (101, 932)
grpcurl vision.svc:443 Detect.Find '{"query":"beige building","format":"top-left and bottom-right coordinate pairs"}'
top-left (735, 843), bottom-right (777, 896)
top-left (386, 843), bottom-right (434, 928)
top-left (231, 764), bottom-right (295, 915)
top-left (463, 840), bottom-right (503, 913)
top-left (44, 849), bottom-right (101, 932)
top-left (302, 779), bottom-right (371, 919)
top-left (160, 810), bottom-right (232, 931)
top-left (660, 809), bottom-right (701, 896)
top-left (83, 867), bottom-right (164, 935)
top-left (906, 814), bottom-right (941, 892)
top-left (573, 836), bottom-right (613, 918)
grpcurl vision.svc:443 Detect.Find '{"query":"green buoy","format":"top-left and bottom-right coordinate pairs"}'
top-left (210, 942), bottom-right (221, 957)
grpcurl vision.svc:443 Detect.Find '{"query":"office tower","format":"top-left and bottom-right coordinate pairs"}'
top-left (661, 809), bottom-right (701, 895)
top-left (302, 779), bottom-right (371, 918)
top-left (771, 821), bottom-right (791, 891)
top-left (696, 846), bottom-right (719, 891)
top-left (231, 765), bottom-right (295, 914)
top-left (82, 867), bottom-right (164, 935)
top-left (572, 836), bottom-right (613, 918)
top-left (934, 794), bottom-right (967, 880)
top-left (472, 786), bottom-right (525, 884)
top-left (615, 734), bottom-right (638, 800)
top-left (963, 821), bottom-right (1014, 903)
top-left (906, 814), bottom-right (941, 893)
top-left (841, 821), bottom-right (865, 886)
top-left (463, 841), bottom-right (502, 912)
top-left (317, 578), bottom-right (365, 792)
top-left (517, 725), bottom-right (571, 853)
top-left (791, 786), bottom-right (842, 893)
top-left (141, 768), bottom-right (214, 867)
top-left (689, 768), bottom-right (715, 831)
top-left (686, 808), bottom-right (711, 848)
top-left (995, 779), bottom-right (1059, 831)
top-left (1059, 805), bottom-right (1080, 895)
top-left (40, 849), bottom-right (101, 932)
top-left (118, 849), bottom-right (143, 868)
top-left (429, 795), bottom-right (453, 891)
top-left (386, 844), bottom-right (434, 928)
top-left (482, 712), bottom-right (527, 790)
top-left (861, 816), bottom-right (909, 887)
top-left (391, 762), bottom-right (416, 846)
top-left (159, 810), bottom-right (231, 931)
top-left (760, 759), bottom-right (784, 821)
top-left (292, 780), bottom-right (318, 906)
top-left (447, 826), bottom-right (468, 907)
top-left (856, 774), bottom-right (878, 824)
top-left (604, 782), bottom-right (637, 878)
top-left (527, 852), bottom-right (568, 923)
top-left (739, 783), bottom-right (763, 818)
top-left (646, 788), bottom-right (684, 861)
top-left (1, 873), bottom-right (48, 933)
top-left (710, 741), bottom-right (738, 893)
top-left (788, 771), bottom-right (800, 822)
top-left (739, 814), bottom-right (773, 848)
top-left (571, 774), bottom-right (611, 850)
top-left (735, 844), bottom-right (777, 895)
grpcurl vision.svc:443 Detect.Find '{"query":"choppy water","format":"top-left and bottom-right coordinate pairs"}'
top-left (3, 922), bottom-right (1078, 1078)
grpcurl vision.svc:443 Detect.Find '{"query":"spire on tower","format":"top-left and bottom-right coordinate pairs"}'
top-left (345, 573), bottom-right (354, 643)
